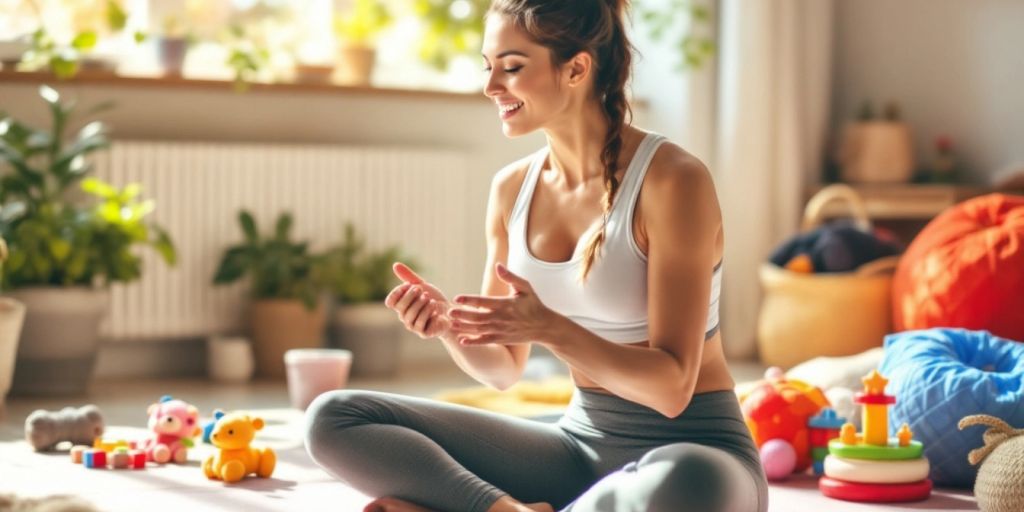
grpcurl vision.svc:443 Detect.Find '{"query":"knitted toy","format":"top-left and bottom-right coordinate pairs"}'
top-left (958, 415), bottom-right (1024, 512)
top-left (139, 395), bottom-right (200, 463)
top-left (204, 411), bottom-right (276, 483)
top-left (24, 405), bottom-right (104, 451)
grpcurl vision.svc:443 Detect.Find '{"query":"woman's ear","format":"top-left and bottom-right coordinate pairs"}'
top-left (566, 51), bottom-right (593, 87)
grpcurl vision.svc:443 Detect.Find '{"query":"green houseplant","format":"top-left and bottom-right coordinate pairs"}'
top-left (413, 0), bottom-right (488, 72)
top-left (0, 85), bottom-right (176, 396)
top-left (0, 212), bottom-right (28, 406)
top-left (323, 223), bottom-right (416, 377)
top-left (213, 210), bottom-right (329, 378)
top-left (16, 0), bottom-right (132, 79)
top-left (333, 0), bottom-right (394, 85)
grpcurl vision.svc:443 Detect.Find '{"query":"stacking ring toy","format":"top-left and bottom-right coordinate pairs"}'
top-left (819, 476), bottom-right (932, 502)
top-left (823, 455), bottom-right (929, 484)
top-left (827, 439), bottom-right (923, 460)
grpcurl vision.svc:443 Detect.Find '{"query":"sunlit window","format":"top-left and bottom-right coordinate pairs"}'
top-left (0, 0), bottom-right (493, 91)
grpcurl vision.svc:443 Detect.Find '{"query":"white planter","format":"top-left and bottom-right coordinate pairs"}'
top-left (331, 302), bottom-right (402, 377)
top-left (0, 297), bottom-right (27, 405)
top-left (7, 287), bottom-right (110, 396)
top-left (206, 335), bottom-right (255, 383)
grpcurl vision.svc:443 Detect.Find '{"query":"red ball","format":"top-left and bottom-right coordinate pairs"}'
top-left (893, 194), bottom-right (1024, 341)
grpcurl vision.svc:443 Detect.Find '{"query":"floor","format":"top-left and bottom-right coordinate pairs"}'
top-left (0, 361), bottom-right (977, 511)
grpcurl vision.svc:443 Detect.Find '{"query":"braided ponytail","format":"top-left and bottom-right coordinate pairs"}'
top-left (488, 0), bottom-right (636, 282)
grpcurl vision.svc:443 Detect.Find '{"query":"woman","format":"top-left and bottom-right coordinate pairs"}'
top-left (304, 1), bottom-right (768, 511)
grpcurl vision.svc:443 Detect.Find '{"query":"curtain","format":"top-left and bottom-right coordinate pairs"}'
top-left (713, 0), bottom-right (835, 360)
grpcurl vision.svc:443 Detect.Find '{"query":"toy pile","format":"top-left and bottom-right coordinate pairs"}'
top-left (819, 370), bottom-right (931, 503)
top-left (23, 396), bottom-right (275, 483)
top-left (769, 220), bottom-right (901, 274)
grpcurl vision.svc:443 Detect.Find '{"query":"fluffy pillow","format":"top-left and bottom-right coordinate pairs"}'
top-left (879, 328), bottom-right (1024, 487)
top-left (893, 194), bottom-right (1024, 341)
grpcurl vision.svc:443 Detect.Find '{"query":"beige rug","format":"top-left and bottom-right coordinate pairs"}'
top-left (0, 407), bottom-right (978, 511)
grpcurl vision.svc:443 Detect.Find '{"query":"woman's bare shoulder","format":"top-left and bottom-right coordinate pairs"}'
top-left (490, 151), bottom-right (537, 207)
top-left (640, 140), bottom-right (720, 223)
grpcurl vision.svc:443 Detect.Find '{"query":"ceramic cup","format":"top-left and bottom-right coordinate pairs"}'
top-left (207, 335), bottom-right (255, 383)
top-left (284, 348), bottom-right (353, 410)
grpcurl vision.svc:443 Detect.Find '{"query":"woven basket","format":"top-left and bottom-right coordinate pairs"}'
top-left (959, 415), bottom-right (1024, 512)
top-left (757, 184), bottom-right (898, 368)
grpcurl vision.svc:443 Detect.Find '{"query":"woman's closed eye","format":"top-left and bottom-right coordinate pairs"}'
top-left (483, 66), bottom-right (524, 73)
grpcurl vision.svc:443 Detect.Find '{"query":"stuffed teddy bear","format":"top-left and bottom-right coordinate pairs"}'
top-left (24, 405), bottom-right (105, 451)
top-left (203, 410), bottom-right (276, 483)
top-left (139, 395), bottom-right (200, 463)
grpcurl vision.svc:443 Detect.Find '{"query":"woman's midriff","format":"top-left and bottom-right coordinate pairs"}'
top-left (571, 331), bottom-right (736, 397)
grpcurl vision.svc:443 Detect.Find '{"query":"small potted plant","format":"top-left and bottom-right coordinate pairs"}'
top-left (0, 212), bottom-right (28, 406)
top-left (0, 86), bottom-right (177, 396)
top-left (213, 210), bottom-right (330, 379)
top-left (323, 223), bottom-right (416, 377)
top-left (334, 0), bottom-right (393, 86)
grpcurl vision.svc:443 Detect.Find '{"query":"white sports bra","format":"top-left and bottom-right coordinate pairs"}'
top-left (505, 132), bottom-right (722, 343)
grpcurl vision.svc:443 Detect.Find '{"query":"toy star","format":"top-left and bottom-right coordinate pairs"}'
top-left (862, 370), bottom-right (889, 396)
top-left (897, 423), bottom-right (913, 446)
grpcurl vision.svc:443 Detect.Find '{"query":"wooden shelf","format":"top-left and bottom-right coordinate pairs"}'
top-left (0, 69), bottom-right (489, 102)
top-left (807, 184), bottom-right (991, 220)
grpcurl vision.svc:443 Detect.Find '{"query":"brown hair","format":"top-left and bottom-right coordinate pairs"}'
top-left (488, 0), bottom-right (635, 282)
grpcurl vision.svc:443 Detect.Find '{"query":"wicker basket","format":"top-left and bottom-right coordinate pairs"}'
top-left (757, 184), bottom-right (899, 368)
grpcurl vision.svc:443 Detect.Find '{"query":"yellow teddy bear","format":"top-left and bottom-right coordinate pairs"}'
top-left (203, 411), bottom-right (276, 483)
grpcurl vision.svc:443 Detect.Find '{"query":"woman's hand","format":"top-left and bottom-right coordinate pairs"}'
top-left (385, 262), bottom-right (451, 339)
top-left (449, 263), bottom-right (557, 346)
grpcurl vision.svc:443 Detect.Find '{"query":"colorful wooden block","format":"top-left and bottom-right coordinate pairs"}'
top-left (70, 445), bottom-right (89, 464)
top-left (111, 450), bottom-right (131, 469)
top-left (83, 449), bottom-right (107, 468)
top-left (130, 450), bottom-right (146, 469)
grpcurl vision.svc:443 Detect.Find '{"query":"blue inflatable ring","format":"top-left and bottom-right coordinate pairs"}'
top-left (879, 328), bottom-right (1024, 487)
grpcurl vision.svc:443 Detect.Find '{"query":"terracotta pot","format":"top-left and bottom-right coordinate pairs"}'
top-left (336, 45), bottom-right (376, 86)
top-left (838, 121), bottom-right (916, 184)
top-left (330, 302), bottom-right (402, 377)
top-left (0, 297), bottom-right (27, 405)
top-left (248, 299), bottom-right (327, 379)
top-left (7, 287), bottom-right (110, 397)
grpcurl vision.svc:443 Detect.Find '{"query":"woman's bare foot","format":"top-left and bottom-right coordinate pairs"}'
top-left (363, 496), bottom-right (553, 512)
top-left (363, 497), bottom-right (434, 512)
top-left (487, 496), bottom-right (555, 512)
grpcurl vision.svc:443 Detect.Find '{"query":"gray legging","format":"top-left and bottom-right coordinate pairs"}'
top-left (304, 386), bottom-right (768, 512)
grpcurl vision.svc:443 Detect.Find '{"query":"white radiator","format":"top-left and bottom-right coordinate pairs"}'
top-left (91, 140), bottom-right (477, 340)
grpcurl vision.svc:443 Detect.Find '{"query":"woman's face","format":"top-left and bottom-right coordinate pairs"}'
top-left (481, 15), bottom-right (571, 138)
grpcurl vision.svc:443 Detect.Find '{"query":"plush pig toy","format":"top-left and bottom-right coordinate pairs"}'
top-left (140, 395), bottom-right (200, 463)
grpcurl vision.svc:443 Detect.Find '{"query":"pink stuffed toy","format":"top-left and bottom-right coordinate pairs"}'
top-left (140, 395), bottom-right (200, 463)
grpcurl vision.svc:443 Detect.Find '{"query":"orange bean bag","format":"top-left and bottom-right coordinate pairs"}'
top-left (893, 194), bottom-right (1024, 340)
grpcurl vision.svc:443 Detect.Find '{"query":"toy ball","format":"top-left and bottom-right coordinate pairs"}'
top-left (761, 439), bottom-right (797, 481)
top-left (764, 366), bottom-right (785, 381)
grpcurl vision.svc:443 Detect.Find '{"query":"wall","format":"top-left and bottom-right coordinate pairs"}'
top-left (0, 78), bottom-right (657, 376)
top-left (832, 0), bottom-right (1024, 183)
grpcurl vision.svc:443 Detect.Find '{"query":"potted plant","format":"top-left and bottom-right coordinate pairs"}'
top-left (334, 0), bottom-right (394, 86)
top-left (0, 211), bottom-right (28, 406)
top-left (323, 223), bottom-right (415, 377)
top-left (15, 0), bottom-right (130, 79)
top-left (412, 0), bottom-right (487, 72)
top-left (0, 86), bottom-right (177, 396)
top-left (213, 210), bottom-right (330, 379)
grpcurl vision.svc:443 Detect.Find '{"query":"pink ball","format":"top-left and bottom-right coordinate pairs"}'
top-left (760, 439), bottom-right (797, 481)
top-left (764, 366), bottom-right (785, 381)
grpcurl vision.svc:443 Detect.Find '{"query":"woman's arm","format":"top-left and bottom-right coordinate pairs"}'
top-left (439, 163), bottom-right (531, 390)
top-left (453, 150), bottom-right (720, 417)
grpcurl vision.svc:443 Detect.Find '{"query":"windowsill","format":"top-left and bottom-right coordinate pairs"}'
top-left (0, 69), bottom-right (489, 102)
